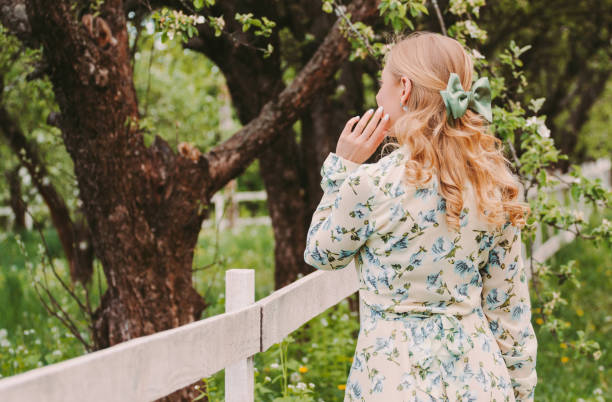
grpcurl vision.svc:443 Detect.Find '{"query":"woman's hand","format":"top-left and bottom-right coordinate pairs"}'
top-left (336, 106), bottom-right (390, 164)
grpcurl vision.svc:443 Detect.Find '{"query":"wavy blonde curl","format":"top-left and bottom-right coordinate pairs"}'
top-left (379, 31), bottom-right (530, 232)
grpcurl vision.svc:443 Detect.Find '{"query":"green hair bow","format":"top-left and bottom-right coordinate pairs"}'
top-left (439, 72), bottom-right (492, 123)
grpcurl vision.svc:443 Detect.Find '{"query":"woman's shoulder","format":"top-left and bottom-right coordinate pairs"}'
top-left (359, 145), bottom-right (417, 203)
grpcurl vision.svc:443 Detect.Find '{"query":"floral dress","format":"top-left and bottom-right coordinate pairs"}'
top-left (303, 144), bottom-right (538, 401)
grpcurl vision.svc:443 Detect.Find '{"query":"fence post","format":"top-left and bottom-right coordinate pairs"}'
top-left (225, 269), bottom-right (255, 402)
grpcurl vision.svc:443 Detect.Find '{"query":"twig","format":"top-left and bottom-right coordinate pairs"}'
top-left (192, 191), bottom-right (232, 273)
top-left (332, 1), bottom-right (381, 67)
top-left (431, 0), bottom-right (447, 36)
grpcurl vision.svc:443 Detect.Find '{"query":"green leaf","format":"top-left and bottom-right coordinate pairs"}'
top-left (570, 183), bottom-right (581, 202)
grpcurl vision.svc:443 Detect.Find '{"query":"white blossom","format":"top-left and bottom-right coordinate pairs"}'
top-left (471, 49), bottom-right (484, 59)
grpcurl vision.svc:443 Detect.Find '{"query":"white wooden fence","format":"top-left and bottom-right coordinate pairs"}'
top-left (0, 188), bottom-right (269, 232)
top-left (0, 158), bottom-right (609, 401)
top-left (0, 265), bottom-right (363, 401)
top-left (528, 157), bottom-right (611, 265)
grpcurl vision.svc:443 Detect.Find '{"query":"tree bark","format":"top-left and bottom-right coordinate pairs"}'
top-left (4, 166), bottom-right (26, 230)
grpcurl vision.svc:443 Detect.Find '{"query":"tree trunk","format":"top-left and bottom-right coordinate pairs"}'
top-left (5, 166), bottom-right (26, 230)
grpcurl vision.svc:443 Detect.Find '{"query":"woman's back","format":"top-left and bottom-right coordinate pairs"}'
top-left (304, 145), bottom-right (537, 401)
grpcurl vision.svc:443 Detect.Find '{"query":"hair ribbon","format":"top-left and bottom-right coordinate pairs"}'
top-left (439, 72), bottom-right (492, 123)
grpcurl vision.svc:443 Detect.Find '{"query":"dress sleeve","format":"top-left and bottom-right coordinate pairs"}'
top-left (480, 221), bottom-right (538, 401)
top-left (303, 152), bottom-right (376, 271)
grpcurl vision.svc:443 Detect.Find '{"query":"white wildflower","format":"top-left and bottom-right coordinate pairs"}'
top-left (537, 122), bottom-right (551, 138)
top-left (297, 382), bottom-right (307, 390)
top-left (195, 15), bottom-right (205, 24)
top-left (525, 116), bottom-right (538, 127)
top-left (270, 362), bottom-right (280, 369)
top-left (472, 49), bottom-right (484, 59)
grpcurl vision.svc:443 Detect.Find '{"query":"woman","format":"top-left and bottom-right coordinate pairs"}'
top-left (304, 31), bottom-right (538, 401)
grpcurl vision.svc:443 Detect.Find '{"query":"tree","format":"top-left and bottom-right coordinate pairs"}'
top-left (1, 0), bottom-right (382, 399)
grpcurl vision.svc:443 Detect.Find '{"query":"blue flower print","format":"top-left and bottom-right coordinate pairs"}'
top-left (454, 259), bottom-right (475, 277)
top-left (432, 236), bottom-right (454, 262)
top-left (426, 271), bottom-right (443, 291)
top-left (418, 208), bottom-right (438, 228)
top-left (408, 246), bottom-right (427, 270)
top-left (437, 196), bottom-right (447, 212)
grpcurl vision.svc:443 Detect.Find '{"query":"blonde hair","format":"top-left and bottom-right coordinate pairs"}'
top-left (380, 31), bottom-right (530, 231)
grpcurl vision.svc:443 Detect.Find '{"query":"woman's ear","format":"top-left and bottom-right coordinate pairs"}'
top-left (401, 77), bottom-right (412, 104)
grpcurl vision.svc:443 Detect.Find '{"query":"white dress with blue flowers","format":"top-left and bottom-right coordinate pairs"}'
top-left (304, 145), bottom-right (538, 401)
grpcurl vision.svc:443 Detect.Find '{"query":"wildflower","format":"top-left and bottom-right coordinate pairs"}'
top-left (593, 350), bottom-right (602, 360)
top-left (320, 318), bottom-right (328, 327)
top-left (338, 384), bottom-right (346, 390)
top-left (270, 362), bottom-right (280, 369)
top-left (195, 15), bottom-right (205, 24)
top-left (535, 318), bottom-right (543, 325)
top-left (299, 366), bottom-right (308, 373)
top-left (264, 376), bottom-right (271, 382)
top-left (575, 307), bottom-right (584, 316)
top-left (297, 382), bottom-right (307, 390)
top-left (525, 116), bottom-right (538, 127)
top-left (537, 121), bottom-right (551, 138)
top-left (561, 356), bottom-right (569, 363)
top-left (560, 342), bottom-right (567, 349)
top-left (309, 382), bottom-right (315, 388)
top-left (472, 49), bottom-right (485, 59)
top-left (302, 356), bottom-right (309, 363)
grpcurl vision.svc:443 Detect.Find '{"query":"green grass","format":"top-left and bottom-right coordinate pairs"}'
top-left (0, 222), bottom-right (609, 400)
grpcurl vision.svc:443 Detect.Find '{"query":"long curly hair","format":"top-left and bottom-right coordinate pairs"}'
top-left (381, 31), bottom-right (530, 231)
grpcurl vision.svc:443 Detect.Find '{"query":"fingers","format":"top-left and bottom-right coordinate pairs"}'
top-left (351, 108), bottom-right (374, 136)
top-left (341, 115), bottom-right (361, 137)
top-left (366, 112), bottom-right (390, 147)
top-left (361, 106), bottom-right (385, 138)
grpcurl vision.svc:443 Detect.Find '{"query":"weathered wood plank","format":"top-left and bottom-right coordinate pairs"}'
top-left (225, 269), bottom-right (255, 402)
top-left (259, 262), bottom-right (360, 352)
top-left (0, 304), bottom-right (260, 402)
